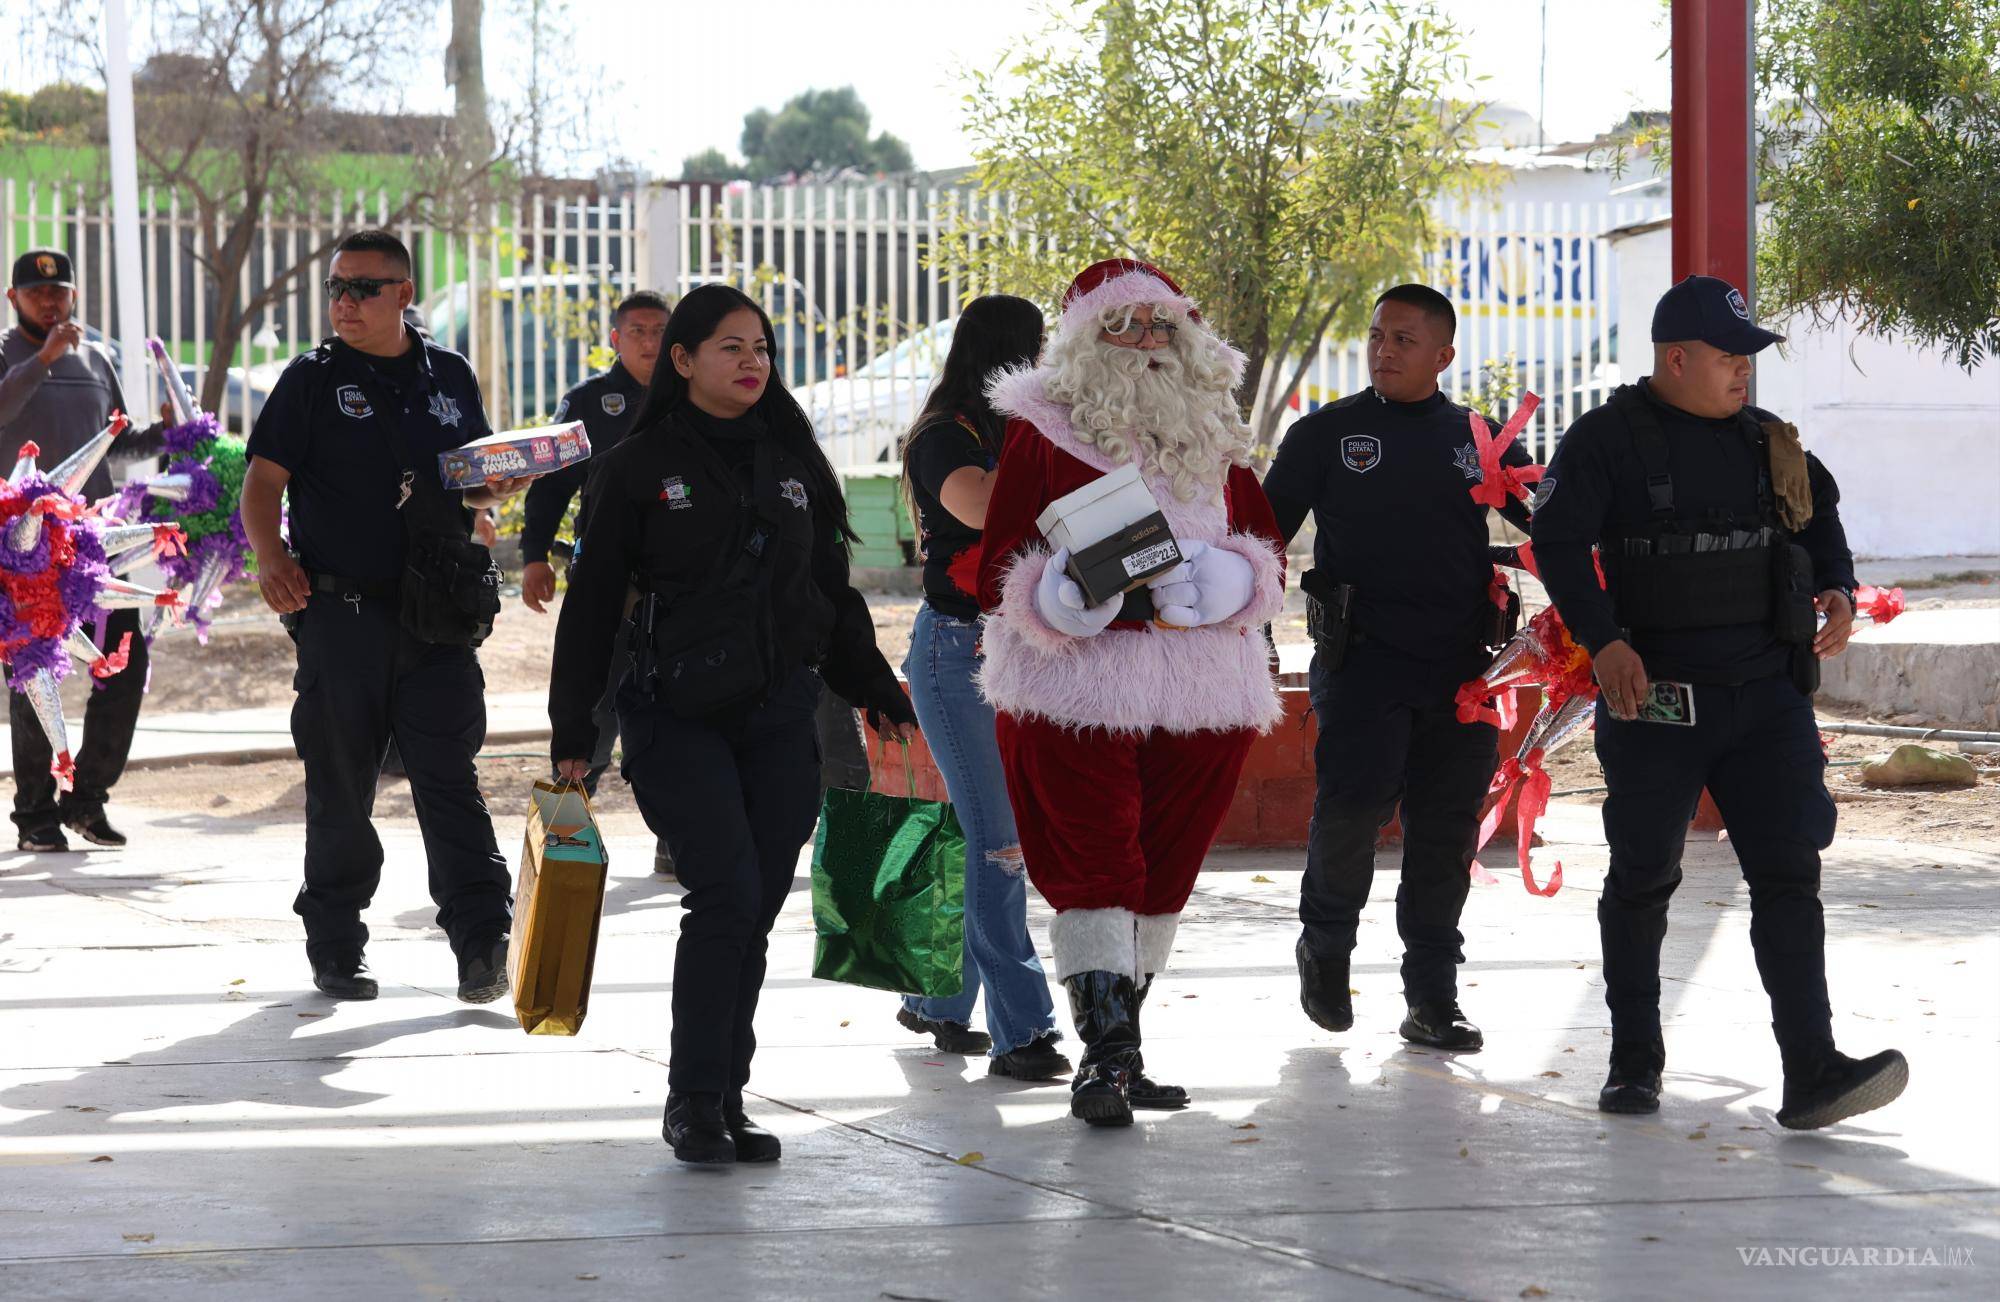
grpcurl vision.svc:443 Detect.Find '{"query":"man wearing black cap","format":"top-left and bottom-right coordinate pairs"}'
top-left (1531, 274), bottom-right (1906, 1130)
top-left (0, 248), bottom-right (158, 853)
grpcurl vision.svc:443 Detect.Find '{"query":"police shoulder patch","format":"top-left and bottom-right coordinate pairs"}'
top-left (1452, 441), bottom-right (1483, 480)
top-left (1341, 434), bottom-right (1383, 474)
top-left (336, 384), bottom-right (373, 419)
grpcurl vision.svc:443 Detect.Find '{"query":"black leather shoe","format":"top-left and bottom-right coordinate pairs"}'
top-left (1128, 979), bottom-right (1189, 1110)
top-left (664, 1092), bottom-right (735, 1165)
top-left (62, 810), bottom-right (126, 847)
top-left (1598, 1038), bottom-right (1665, 1114)
top-left (724, 1094), bottom-right (782, 1162)
top-left (1399, 1000), bottom-right (1484, 1052)
top-left (1064, 971), bottom-right (1140, 1127)
top-left (896, 1006), bottom-right (991, 1055)
top-left (311, 952), bottom-right (379, 1001)
top-left (17, 825), bottom-right (69, 853)
top-left (1777, 1049), bottom-right (1908, 1130)
top-left (456, 934), bottom-right (510, 1004)
top-left (988, 1033), bottom-right (1072, 1081)
top-left (1297, 938), bottom-right (1353, 1032)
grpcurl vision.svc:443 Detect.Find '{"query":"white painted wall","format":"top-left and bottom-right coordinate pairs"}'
top-left (1607, 223), bottom-right (2000, 559)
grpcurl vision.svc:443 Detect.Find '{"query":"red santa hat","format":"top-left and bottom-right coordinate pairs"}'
top-left (1060, 258), bottom-right (1200, 334)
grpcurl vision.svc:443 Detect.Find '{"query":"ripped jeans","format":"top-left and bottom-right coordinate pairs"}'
top-left (899, 603), bottom-right (1059, 1055)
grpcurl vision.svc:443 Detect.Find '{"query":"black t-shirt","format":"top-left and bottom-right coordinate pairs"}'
top-left (906, 415), bottom-right (992, 620)
top-left (247, 333), bottom-right (488, 582)
top-left (1263, 388), bottom-right (1535, 659)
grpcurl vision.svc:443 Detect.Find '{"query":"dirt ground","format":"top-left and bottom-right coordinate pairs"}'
top-left (89, 562), bottom-right (1994, 846)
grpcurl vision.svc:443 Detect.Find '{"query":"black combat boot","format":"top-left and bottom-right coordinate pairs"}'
top-left (1063, 970), bottom-right (1141, 1127)
top-left (663, 1091), bottom-right (736, 1165)
top-left (1776, 1048), bottom-right (1908, 1130)
top-left (1598, 1036), bottom-right (1666, 1115)
top-left (310, 950), bottom-right (378, 1001)
top-left (723, 1091), bottom-right (782, 1162)
top-left (1399, 999), bottom-right (1484, 1051)
top-left (1297, 937), bottom-right (1353, 1032)
top-left (1127, 978), bottom-right (1189, 1110)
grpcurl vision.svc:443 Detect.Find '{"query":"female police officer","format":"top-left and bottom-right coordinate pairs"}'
top-left (549, 284), bottom-right (916, 1166)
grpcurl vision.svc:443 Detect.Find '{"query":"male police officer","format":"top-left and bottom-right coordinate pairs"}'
top-left (520, 291), bottom-right (665, 810)
top-left (0, 248), bottom-right (163, 852)
top-left (1531, 274), bottom-right (1906, 1129)
top-left (242, 229), bottom-right (532, 1003)
top-left (1263, 284), bottom-right (1538, 1052)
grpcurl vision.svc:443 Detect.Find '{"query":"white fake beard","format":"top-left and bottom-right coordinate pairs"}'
top-left (1044, 332), bottom-right (1253, 502)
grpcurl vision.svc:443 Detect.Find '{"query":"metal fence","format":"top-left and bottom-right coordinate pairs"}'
top-left (3, 174), bottom-right (1661, 468)
top-left (1, 179), bottom-right (639, 435)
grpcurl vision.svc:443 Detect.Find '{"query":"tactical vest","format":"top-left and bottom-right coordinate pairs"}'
top-left (1599, 385), bottom-right (1814, 641)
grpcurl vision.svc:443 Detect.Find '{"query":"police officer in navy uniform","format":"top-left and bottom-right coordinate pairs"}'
top-left (1263, 284), bottom-right (1538, 1053)
top-left (242, 229), bottom-right (533, 1003)
top-left (1531, 274), bottom-right (1907, 1129)
top-left (550, 284), bottom-right (915, 1164)
top-left (519, 289), bottom-right (667, 608)
top-left (520, 290), bottom-right (671, 871)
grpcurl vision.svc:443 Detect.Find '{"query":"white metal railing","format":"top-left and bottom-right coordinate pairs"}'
top-left (1295, 197), bottom-right (1669, 461)
top-left (1, 179), bottom-right (639, 435)
top-left (5, 173), bottom-right (1659, 471)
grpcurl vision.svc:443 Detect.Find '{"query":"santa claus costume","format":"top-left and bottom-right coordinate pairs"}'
top-left (975, 260), bottom-right (1286, 1126)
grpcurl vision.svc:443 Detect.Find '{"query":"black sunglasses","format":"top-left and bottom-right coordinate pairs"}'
top-left (324, 275), bottom-right (408, 304)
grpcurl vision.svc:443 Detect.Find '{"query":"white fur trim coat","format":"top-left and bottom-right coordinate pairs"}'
top-left (973, 365), bottom-right (1287, 736)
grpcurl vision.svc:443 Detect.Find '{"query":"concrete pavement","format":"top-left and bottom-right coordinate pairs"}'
top-left (1, 794), bottom-right (1995, 1300)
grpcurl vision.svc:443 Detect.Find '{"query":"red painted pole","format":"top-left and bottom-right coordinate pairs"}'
top-left (1670, 0), bottom-right (1756, 299)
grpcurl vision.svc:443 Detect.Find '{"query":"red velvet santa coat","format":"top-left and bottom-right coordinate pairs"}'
top-left (974, 367), bottom-right (1288, 735)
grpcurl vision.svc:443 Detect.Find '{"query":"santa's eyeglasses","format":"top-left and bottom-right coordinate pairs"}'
top-left (1104, 320), bottom-right (1178, 344)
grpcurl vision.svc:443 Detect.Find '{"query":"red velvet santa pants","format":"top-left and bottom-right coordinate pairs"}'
top-left (994, 712), bottom-right (1256, 915)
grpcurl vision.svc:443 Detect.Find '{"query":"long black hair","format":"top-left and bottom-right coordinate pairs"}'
top-left (632, 283), bottom-right (858, 543)
top-left (901, 294), bottom-right (1043, 515)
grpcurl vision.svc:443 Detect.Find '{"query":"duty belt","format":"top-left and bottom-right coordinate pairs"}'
top-left (310, 572), bottom-right (400, 601)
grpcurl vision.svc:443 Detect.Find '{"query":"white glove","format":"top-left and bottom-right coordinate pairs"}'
top-left (1147, 540), bottom-right (1255, 628)
top-left (1033, 547), bottom-right (1122, 638)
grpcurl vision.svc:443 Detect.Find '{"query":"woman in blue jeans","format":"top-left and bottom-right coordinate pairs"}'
top-left (895, 294), bottom-right (1069, 1080)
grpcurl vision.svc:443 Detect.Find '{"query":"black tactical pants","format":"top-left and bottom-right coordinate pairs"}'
top-left (619, 666), bottom-right (823, 1094)
top-left (10, 608), bottom-right (150, 831)
top-left (289, 591), bottom-right (512, 963)
top-left (1301, 641), bottom-right (1499, 1004)
top-left (1595, 673), bottom-right (1837, 1072)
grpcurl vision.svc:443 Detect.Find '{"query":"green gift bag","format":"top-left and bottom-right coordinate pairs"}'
top-left (811, 741), bottom-right (966, 998)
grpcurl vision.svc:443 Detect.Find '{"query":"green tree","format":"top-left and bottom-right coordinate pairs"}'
top-left (942, 0), bottom-right (1485, 447)
top-left (1757, 0), bottom-right (2000, 368)
top-left (739, 86), bottom-right (913, 178)
top-left (680, 146), bottom-right (747, 180)
top-left (48, 0), bottom-right (499, 412)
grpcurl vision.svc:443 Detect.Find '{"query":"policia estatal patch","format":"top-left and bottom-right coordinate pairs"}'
top-left (1341, 434), bottom-right (1383, 473)
top-left (1635, 680), bottom-right (1697, 726)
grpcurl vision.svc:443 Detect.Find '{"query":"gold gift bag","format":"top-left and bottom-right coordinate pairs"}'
top-left (507, 780), bottom-right (609, 1035)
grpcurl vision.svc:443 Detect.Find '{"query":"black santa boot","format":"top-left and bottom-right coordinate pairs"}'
top-left (1063, 970), bottom-right (1141, 1127)
top-left (1127, 977), bottom-right (1190, 1110)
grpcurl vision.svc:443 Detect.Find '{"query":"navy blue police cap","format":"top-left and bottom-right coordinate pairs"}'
top-left (1651, 274), bottom-right (1784, 355)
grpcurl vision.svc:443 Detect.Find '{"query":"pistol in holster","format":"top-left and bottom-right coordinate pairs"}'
top-left (1483, 585), bottom-right (1523, 650)
top-left (631, 589), bottom-right (662, 699)
top-left (1301, 568), bottom-right (1357, 671)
